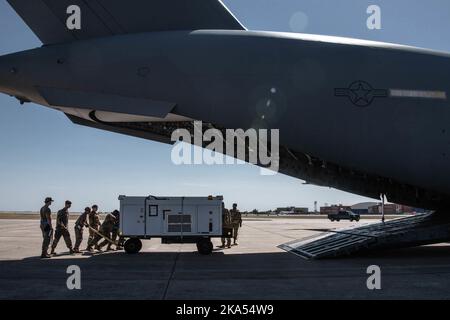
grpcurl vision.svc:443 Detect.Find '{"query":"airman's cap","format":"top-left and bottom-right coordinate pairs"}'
top-left (45, 197), bottom-right (54, 203)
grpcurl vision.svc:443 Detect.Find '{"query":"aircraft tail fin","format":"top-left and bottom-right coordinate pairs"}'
top-left (7, 0), bottom-right (245, 45)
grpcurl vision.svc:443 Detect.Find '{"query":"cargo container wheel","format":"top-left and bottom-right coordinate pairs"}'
top-left (196, 238), bottom-right (213, 255)
top-left (124, 238), bottom-right (142, 254)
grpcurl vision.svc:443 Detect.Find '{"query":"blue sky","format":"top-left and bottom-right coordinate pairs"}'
top-left (0, 0), bottom-right (450, 212)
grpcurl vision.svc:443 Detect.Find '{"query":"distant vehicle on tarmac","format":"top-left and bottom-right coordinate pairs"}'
top-left (328, 211), bottom-right (360, 222)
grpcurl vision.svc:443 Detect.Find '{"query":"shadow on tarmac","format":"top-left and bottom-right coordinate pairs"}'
top-left (2, 245), bottom-right (450, 299)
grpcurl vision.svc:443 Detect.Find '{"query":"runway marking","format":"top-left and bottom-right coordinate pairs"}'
top-left (244, 224), bottom-right (299, 240)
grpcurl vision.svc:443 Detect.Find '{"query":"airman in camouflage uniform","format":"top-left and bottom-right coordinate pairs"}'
top-left (87, 205), bottom-right (101, 249)
top-left (221, 207), bottom-right (232, 249)
top-left (51, 200), bottom-right (74, 255)
top-left (230, 203), bottom-right (242, 245)
top-left (73, 207), bottom-right (90, 253)
top-left (87, 213), bottom-right (117, 252)
top-left (107, 210), bottom-right (121, 251)
top-left (40, 197), bottom-right (54, 258)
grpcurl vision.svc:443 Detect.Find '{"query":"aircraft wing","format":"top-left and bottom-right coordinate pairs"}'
top-left (7, 0), bottom-right (245, 45)
top-left (37, 86), bottom-right (176, 118)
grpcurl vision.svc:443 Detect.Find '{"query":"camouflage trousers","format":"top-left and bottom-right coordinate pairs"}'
top-left (221, 237), bottom-right (231, 247)
top-left (74, 226), bottom-right (84, 250)
top-left (52, 227), bottom-right (73, 250)
top-left (232, 224), bottom-right (240, 242)
top-left (88, 226), bottom-right (99, 244)
top-left (40, 224), bottom-right (53, 254)
top-left (107, 228), bottom-right (120, 249)
top-left (88, 228), bottom-right (112, 249)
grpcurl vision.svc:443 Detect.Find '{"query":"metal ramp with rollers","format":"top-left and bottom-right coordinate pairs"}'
top-left (279, 213), bottom-right (450, 259)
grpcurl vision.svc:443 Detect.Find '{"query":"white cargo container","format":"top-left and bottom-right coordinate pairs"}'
top-left (118, 195), bottom-right (228, 255)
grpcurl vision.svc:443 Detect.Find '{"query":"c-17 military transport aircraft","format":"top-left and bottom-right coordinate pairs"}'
top-left (1, 0), bottom-right (450, 257)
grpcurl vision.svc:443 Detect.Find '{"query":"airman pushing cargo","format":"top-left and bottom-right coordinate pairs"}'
top-left (73, 207), bottom-right (90, 253)
top-left (87, 204), bottom-right (101, 250)
top-left (107, 210), bottom-right (122, 251)
top-left (87, 212), bottom-right (117, 252)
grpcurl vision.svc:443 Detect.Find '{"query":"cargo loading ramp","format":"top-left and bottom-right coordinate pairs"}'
top-left (279, 213), bottom-right (450, 259)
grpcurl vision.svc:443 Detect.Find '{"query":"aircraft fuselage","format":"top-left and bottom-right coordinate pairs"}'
top-left (1, 30), bottom-right (450, 208)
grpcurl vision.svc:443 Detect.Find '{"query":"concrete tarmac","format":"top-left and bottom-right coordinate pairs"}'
top-left (1, 217), bottom-right (450, 300)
